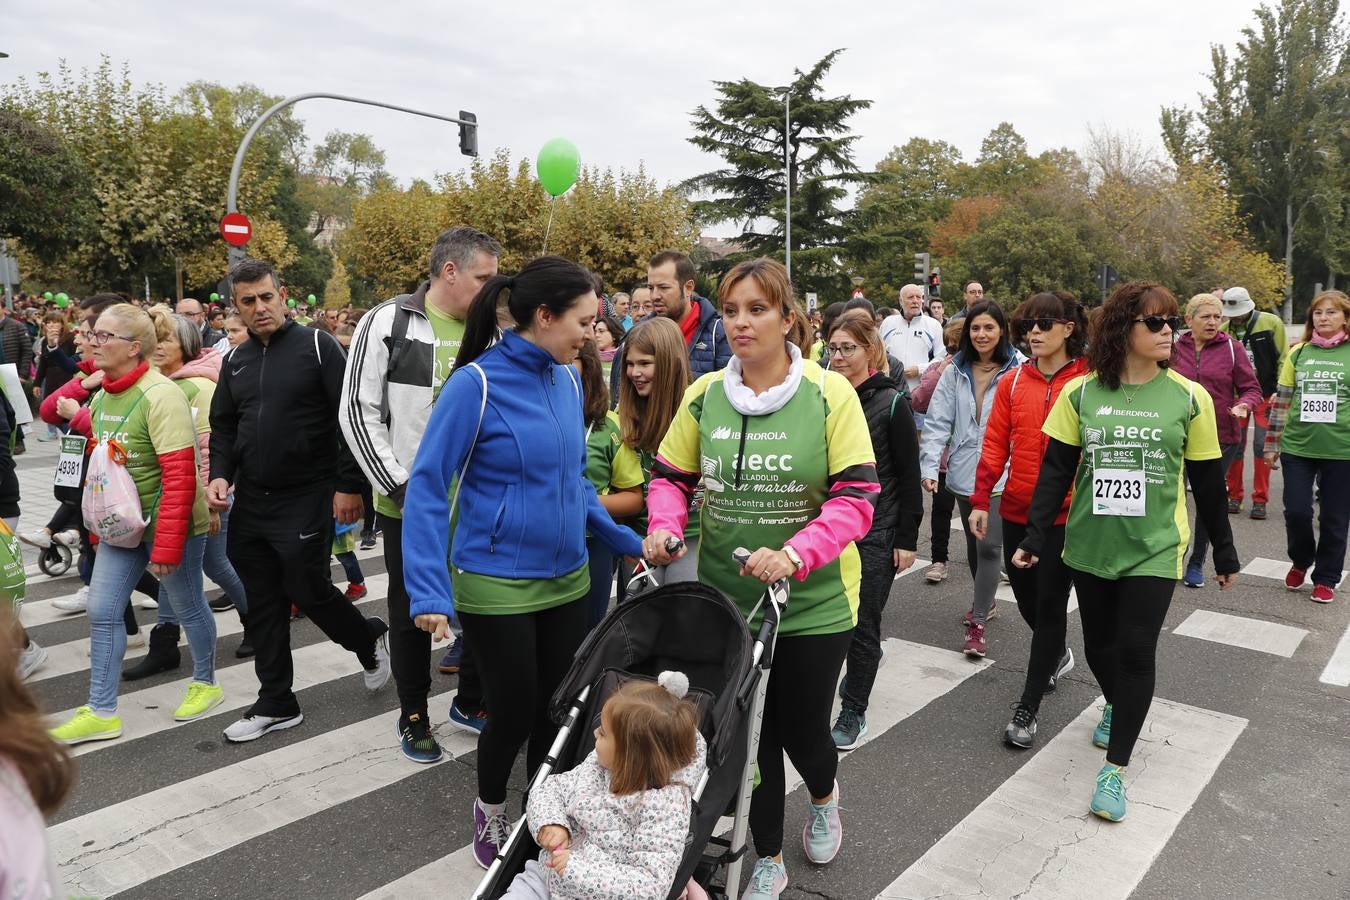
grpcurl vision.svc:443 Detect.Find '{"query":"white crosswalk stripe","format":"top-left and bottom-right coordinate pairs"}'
top-left (1172, 609), bottom-right (1308, 657)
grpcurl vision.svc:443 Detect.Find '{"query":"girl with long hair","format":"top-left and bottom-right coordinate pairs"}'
top-left (968, 291), bottom-right (1089, 748)
top-left (919, 300), bottom-right (1025, 658)
top-left (1013, 281), bottom-right (1237, 822)
top-left (402, 257), bottom-right (648, 869)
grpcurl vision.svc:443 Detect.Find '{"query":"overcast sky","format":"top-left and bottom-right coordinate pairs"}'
top-left (3, 0), bottom-right (1254, 235)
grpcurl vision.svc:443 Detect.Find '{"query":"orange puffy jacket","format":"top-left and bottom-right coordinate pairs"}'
top-left (970, 357), bottom-right (1089, 525)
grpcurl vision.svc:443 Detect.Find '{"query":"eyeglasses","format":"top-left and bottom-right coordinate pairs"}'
top-left (88, 330), bottom-right (136, 346)
top-left (827, 343), bottom-right (862, 358)
top-left (1133, 315), bottom-right (1184, 334)
top-left (1016, 317), bottom-right (1070, 334)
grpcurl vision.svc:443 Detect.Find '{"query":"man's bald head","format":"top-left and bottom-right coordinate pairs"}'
top-left (176, 298), bottom-right (206, 324)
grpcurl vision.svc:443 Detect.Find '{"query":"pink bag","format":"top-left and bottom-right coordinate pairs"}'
top-left (82, 392), bottom-right (153, 548)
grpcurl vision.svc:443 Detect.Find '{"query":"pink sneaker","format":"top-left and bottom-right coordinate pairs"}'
top-left (963, 622), bottom-right (987, 659)
top-left (1311, 584), bottom-right (1335, 604)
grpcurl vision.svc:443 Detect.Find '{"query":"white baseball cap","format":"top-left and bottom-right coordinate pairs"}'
top-left (1221, 287), bottom-right (1255, 318)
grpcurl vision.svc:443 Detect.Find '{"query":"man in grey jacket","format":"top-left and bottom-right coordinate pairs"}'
top-left (339, 226), bottom-right (499, 763)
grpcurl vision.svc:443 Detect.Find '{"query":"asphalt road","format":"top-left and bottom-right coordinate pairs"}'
top-left (15, 434), bottom-right (1349, 900)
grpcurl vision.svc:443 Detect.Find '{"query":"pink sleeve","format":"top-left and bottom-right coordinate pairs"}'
top-left (909, 362), bottom-right (944, 413)
top-left (784, 477), bottom-right (879, 580)
top-left (38, 376), bottom-right (89, 426)
top-left (647, 477), bottom-right (692, 539)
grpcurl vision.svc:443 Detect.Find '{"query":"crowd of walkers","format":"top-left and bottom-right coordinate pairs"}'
top-left (3, 225), bottom-right (1349, 899)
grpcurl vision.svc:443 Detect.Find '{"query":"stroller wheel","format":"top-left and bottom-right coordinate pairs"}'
top-left (39, 543), bottom-right (73, 577)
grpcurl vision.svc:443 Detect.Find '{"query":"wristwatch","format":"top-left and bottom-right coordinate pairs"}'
top-left (782, 545), bottom-right (803, 573)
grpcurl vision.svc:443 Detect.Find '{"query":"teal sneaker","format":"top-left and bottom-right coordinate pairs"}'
top-left (1092, 703), bottom-right (1113, 749)
top-left (802, 780), bottom-right (842, 864)
top-left (742, 856), bottom-right (788, 899)
top-left (1090, 764), bottom-right (1127, 821)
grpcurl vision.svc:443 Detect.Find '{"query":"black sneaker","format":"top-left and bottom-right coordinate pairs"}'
top-left (1003, 703), bottom-right (1037, 749)
top-left (1227, 497), bottom-right (1241, 515)
top-left (1046, 648), bottom-right (1075, 693)
top-left (1250, 502), bottom-right (1267, 520)
top-left (209, 595), bottom-right (235, 612)
top-left (359, 530), bottom-right (377, 551)
top-left (397, 712), bottom-right (444, 764)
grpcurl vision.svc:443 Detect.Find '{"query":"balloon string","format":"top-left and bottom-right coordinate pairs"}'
top-left (542, 196), bottom-right (557, 254)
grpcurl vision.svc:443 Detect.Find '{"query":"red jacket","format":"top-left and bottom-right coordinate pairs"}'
top-left (970, 357), bottom-right (1089, 525)
top-left (39, 359), bottom-right (98, 436)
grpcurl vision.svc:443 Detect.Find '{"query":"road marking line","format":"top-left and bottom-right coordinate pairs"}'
top-left (55, 624), bottom-right (451, 758)
top-left (24, 575), bottom-right (391, 684)
top-left (995, 583), bottom-right (1079, 616)
top-left (356, 845), bottom-right (484, 899)
top-left (1173, 609), bottom-right (1308, 658)
top-left (49, 690), bottom-right (470, 898)
top-left (1242, 555), bottom-right (1345, 587)
top-left (875, 695), bottom-right (1247, 899)
top-left (895, 558), bottom-right (931, 580)
top-left (1319, 618), bottom-right (1350, 686)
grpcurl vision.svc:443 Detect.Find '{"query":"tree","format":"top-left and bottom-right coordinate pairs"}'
top-left (323, 255), bottom-right (352, 309)
top-left (0, 104), bottom-right (95, 264)
top-left (684, 49), bottom-right (873, 295)
top-left (1160, 0), bottom-right (1348, 318)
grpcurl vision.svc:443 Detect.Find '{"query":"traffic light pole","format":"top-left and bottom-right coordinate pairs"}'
top-left (224, 92), bottom-right (478, 268)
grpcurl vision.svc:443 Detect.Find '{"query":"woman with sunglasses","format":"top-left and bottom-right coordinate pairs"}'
top-left (1263, 289), bottom-right (1350, 604)
top-left (1170, 294), bottom-right (1263, 588)
top-left (969, 292), bottom-right (1089, 748)
top-left (919, 300), bottom-right (1025, 658)
top-left (1013, 282), bottom-right (1237, 822)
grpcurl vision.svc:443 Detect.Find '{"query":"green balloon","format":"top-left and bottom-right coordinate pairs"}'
top-left (307, 294), bottom-right (316, 304)
top-left (54, 296), bottom-right (70, 309)
top-left (536, 138), bottom-right (580, 197)
top-left (42, 291), bottom-right (53, 301)
top-left (209, 292), bottom-right (220, 302)
top-left (287, 298), bottom-right (296, 308)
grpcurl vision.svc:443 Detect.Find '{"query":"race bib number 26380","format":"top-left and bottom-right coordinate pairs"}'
top-left (1091, 447), bottom-right (1145, 517)
top-left (1299, 380), bottom-right (1338, 424)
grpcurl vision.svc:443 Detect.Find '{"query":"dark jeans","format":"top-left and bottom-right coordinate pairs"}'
top-left (1002, 519), bottom-right (1073, 711)
top-left (840, 529), bottom-right (897, 714)
top-left (1189, 443), bottom-right (1243, 570)
top-left (583, 535), bottom-right (615, 630)
top-left (752, 628), bottom-right (852, 858)
top-left (929, 471), bottom-right (955, 563)
top-left (360, 482), bottom-right (377, 533)
top-left (335, 551), bottom-right (364, 585)
top-left (1071, 568), bottom-right (1174, 767)
top-left (229, 488), bottom-right (381, 717)
top-left (459, 599), bottom-right (588, 804)
top-left (377, 513), bottom-right (482, 718)
top-left (1282, 453), bottom-right (1350, 588)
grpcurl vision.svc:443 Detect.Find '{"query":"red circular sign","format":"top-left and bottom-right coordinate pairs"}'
top-left (220, 212), bottom-right (253, 247)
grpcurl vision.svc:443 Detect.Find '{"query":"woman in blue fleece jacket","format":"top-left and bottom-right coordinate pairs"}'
top-left (403, 255), bottom-right (647, 869)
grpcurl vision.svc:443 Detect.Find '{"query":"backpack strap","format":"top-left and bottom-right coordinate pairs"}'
top-left (448, 362), bottom-right (488, 525)
top-left (379, 299), bottom-right (414, 425)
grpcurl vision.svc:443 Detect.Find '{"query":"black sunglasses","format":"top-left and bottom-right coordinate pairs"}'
top-left (1134, 315), bottom-right (1184, 333)
top-left (1016, 317), bottom-right (1070, 334)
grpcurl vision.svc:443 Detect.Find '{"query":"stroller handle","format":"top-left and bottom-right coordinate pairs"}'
top-left (627, 537), bottom-right (688, 594)
top-left (732, 546), bottom-right (792, 593)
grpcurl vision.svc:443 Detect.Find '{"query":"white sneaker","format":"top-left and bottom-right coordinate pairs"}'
top-left (223, 712), bottom-right (304, 743)
top-left (19, 529), bottom-right (53, 549)
top-left (133, 595), bottom-right (159, 610)
top-left (53, 529), bottom-right (80, 548)
top-left (19, 641), bottom-right (48, 680)
top-left (363, 621), bottom-right (391, 691)
top-left (52, 586), bottom-right (90, 613)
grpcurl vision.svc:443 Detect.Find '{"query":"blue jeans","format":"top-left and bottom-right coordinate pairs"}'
top-left (335, 551), bottom-right (364, 585)
top-left (87, 533), bottom-right (214, 713)
top-left (157, 506), bottom-right (248, 625)
top-left (1282, 452), bottom-right (1350, 588)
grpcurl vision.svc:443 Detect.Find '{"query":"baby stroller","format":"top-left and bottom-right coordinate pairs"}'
top-left (470, 547), bottom-right (789, 900)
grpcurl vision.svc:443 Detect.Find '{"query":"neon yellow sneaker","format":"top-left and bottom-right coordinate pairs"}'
top-left (174, 682), bottom-right (225, 722)
top-left (50, 706), bottom-right (122, 745)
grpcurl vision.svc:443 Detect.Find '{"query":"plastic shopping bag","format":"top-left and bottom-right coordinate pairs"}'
top-left (82, 438), bottom-right (149, 548)
top-left (0, 518), bottom-right (26, 612)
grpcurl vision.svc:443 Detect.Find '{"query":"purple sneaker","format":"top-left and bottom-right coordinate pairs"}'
top-left (473, 798), bottom-right (512, 870)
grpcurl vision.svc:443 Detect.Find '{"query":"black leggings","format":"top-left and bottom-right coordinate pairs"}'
top-left (752, 628), bottom-right (852, 858)
top-left (1071, 569), bottom-right (1174, 767)
top-left (1002, 520), bottom-right (1073, 710)
top-left (459, 600), bottom-right (588, 805)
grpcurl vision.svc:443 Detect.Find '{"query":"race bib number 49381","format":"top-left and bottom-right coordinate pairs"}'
top-left (54, 435), bottom-right (87, 489)
top-left (1299, 380), bottom-right (1338, 424)
top-left (1091, 447), bottom-right (1145, 517)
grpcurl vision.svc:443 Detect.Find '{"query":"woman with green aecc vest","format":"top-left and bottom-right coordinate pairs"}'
top-left (49, 303), bottom-right (220, 745)
top-left (645, 258), bottom-right (878, 900)
top-left (1263, 289), bottom-right (1350, 604)
top-left (1013, 282), bottom-right (1238, 823)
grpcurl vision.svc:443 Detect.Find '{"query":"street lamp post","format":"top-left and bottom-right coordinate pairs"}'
top-left (225, 92), bottom-right (478, 269)
top-left (772, 85), bottom-right (791, 281)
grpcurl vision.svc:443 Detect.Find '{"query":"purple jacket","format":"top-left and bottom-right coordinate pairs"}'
top-left (1171, 330), bottom-right (1263, 446)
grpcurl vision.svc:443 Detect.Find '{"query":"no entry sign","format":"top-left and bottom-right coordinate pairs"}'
top-left (220, 212), bottom-right (252, 247)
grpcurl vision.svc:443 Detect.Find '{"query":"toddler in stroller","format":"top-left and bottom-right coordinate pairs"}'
top-left (500, 672), bottom-right (708, 899)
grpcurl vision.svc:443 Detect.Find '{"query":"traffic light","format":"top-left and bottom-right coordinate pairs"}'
top-left (458, 110), bottom-right (478, 157)
top-left (928, 268), bottom-right (941, 297)
top-left (914, 252), bottom-right (930, 285)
